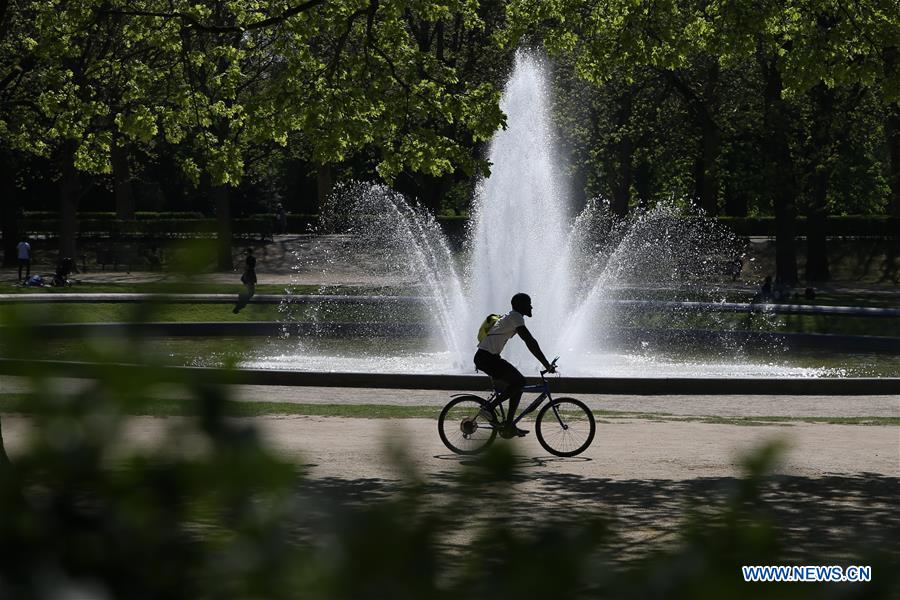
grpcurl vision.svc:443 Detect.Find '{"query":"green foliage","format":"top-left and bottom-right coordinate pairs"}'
top-left (525, 0), bottom-right (898, 221)
top-left (1, 0), bottom-right (511, 187)
top-left (3, 0), bottom-right (898, 225)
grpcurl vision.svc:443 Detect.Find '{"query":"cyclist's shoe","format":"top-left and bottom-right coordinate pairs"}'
top-left (500, 424), bottom-right (529, 438)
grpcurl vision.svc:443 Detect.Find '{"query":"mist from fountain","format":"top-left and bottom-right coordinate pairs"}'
top-left (467, 50), bottom-right (572, 367)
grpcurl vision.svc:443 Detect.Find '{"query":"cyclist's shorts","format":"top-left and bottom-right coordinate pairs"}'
top-left (474, 349), bottom-right (525, 388)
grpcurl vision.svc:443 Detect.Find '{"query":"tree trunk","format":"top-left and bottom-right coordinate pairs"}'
top-left (881, 46), bottom-right (899, 282)
top-left (0, 417), bottom-right (8, 467)
top-left (696, 119), bottom-right (720, 215)
top-left (610, 88), bottom-right (633, 218)
top-left (316, 163), bottom-right (333, 213)
top-left (58, 142), bottom-right (80, 263)
top-left (888, 103), bottom-right (900, 218)
top-left (724, 185), bottom-right (749, 217)
top-left (111, 138), bottom-right (135, 220)
top-left (571, 161), bottom-right (590, 214)
top-left (884, 100), bottom-right (900, 281)
top-left (806, 201), bottom-right (829, 282)
top-left (805, 84), bottom-right (833, 282)
top-left (212, 183), bottom-right (232, 271)
top-left (634, 159), bottom-right (651, 210)
top-left (0, 150), bottom-right (20, 267)
top-left (885, 48), bottom-right (899, 219)
top-left (667, 65), bottom-right (720, 215)
top-left (394, 172), bottom-right (453, 214)
top-left (761, 55), bottom-right (798, 285)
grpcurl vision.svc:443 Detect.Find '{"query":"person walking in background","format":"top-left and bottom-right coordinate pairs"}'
top-left (16, 238), bottom-right (31, 282)
top-left (233, 249), bottom-right (258, 314)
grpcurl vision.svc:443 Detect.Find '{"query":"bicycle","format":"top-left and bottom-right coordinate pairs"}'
top-left (438, 358), bottom-right (596, 457)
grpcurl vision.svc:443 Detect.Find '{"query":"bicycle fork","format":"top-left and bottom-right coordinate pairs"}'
top-left (550, 403), bottom-right (569, 430)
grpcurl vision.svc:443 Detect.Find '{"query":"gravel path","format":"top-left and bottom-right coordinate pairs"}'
top-left (3, 414), bottom-right (896, 491)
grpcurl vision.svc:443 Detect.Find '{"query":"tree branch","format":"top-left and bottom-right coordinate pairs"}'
top-left (103, 0), bottom-right (327, 33)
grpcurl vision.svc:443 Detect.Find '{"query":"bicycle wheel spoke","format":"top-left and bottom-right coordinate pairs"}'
top-left (535, 398), bottom-right (596, 457)
top-left (438, 396), bottom-right (498, 455)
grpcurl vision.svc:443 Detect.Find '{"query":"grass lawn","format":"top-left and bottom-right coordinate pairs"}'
top-left (2, 394), bottom-right (898, 425)
top-left (3, 282), bottom-right (323, 295)
top-left (2, 281), bottom-right (897, 336)
top-left (2, 281), bottom-right (419, 296)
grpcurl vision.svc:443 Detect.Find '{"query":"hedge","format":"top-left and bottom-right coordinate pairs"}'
top-left (16, 214), bottom-right (896, 238)
top-left (19, 213), bottom-right (318, 237)
top-left (717, 215), bottom-right (897, 237)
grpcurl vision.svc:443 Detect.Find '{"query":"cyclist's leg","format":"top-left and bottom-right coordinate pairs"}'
top-left (493, 361), bottom-right (525, 430)
top-left (475, 350), bottom-right (524, 431)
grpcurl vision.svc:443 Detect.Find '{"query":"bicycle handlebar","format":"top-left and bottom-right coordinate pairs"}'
top-left (540, 356), bottom-right (560, 377)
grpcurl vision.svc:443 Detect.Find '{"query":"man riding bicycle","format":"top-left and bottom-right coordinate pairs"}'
top-left (474, 292), bottom-right (555, 438)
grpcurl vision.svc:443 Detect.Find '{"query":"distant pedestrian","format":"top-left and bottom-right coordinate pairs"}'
top-left (16, 239), bottom-right (31, 281)
top-left (233, 249), bottom-right (257, 314)
top-left (275, 203), bottom-right (288, 234)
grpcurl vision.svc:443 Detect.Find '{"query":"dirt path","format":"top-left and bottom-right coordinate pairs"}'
top-left (4, 414), bottom-right (897, 481)
top-left (251, 416), bottom-right (900, 479)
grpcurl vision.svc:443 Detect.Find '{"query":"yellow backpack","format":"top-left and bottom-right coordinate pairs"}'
top-left (477, 313), bottom-right (502, 342)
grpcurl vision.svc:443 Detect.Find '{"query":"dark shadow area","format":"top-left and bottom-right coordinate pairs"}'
top-left (293, 470), bottom-right (900, 565)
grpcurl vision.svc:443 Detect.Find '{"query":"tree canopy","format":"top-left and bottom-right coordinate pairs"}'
top-left (1, 0), bottom-right (897, 279)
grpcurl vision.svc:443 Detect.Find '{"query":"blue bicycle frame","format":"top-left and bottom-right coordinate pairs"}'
top-left (484, 368), bottom-right (556, 427)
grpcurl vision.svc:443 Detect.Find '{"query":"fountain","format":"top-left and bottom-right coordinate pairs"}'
top-left (254, 50), bottom-right (850, 378)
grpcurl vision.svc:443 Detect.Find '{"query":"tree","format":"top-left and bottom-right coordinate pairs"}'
top-left (511, 0), bottom-right (900, 284)
top-left (2, 1), bottom-right (511, 268)
top-left (1, 1), bottom-right (177, 262)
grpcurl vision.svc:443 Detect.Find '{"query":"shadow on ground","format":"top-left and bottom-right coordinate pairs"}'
top-left (295, 468), bottom-right (900, 565)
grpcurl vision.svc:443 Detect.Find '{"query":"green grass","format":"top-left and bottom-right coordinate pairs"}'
top-left (2, 281), bottom-right (414, 295)
top-left (0, 295), bottom-right (427, 324)
top-left (612, 286), bottom-right (900, 308)
top-left (694, 415), bottom-right (900, 426)
top-left (3, 300), bottom-right (897, 336)
top-left (625, 310), bottom-right (900, 337)
top-left (2, 394), bottom-right (896, 425)
top-left (0, 395), bottom-right (439, 418)
top-left (2, 281), bottom-right (302, 294)
top-left (4, 279), bottom-right (897, 335)
top-left (0, 302), bottom-right (285, 323)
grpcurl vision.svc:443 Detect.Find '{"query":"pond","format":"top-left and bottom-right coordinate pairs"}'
top-left (23, 335), bottom-right (900, 378)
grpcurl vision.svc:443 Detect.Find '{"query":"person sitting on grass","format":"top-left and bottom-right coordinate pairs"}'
top-left (474, 292), bottom-right (555, 438)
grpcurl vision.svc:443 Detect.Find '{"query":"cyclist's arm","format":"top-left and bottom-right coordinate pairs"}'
top-left (516, 325), bottom-right (552, 371)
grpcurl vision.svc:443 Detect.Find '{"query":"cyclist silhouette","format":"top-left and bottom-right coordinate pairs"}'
top-left (474, 292), bottom-right (555, 437)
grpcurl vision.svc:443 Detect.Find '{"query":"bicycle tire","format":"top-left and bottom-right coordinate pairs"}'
top-left (535, 397), bottom-right (596, 457)
top-left (438, 395), bottom-right (498, 455)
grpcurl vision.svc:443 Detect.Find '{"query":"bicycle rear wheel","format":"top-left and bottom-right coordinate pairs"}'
top-left (438, 395), bottom-right (498, 455)
top-left (535, 397), bottom-right (595, 457)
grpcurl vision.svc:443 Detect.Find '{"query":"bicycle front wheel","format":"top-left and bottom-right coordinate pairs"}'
top-left (438, 395), bottom-right (498, 455)
top-left (535, 397), bottom-right (596, 457)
